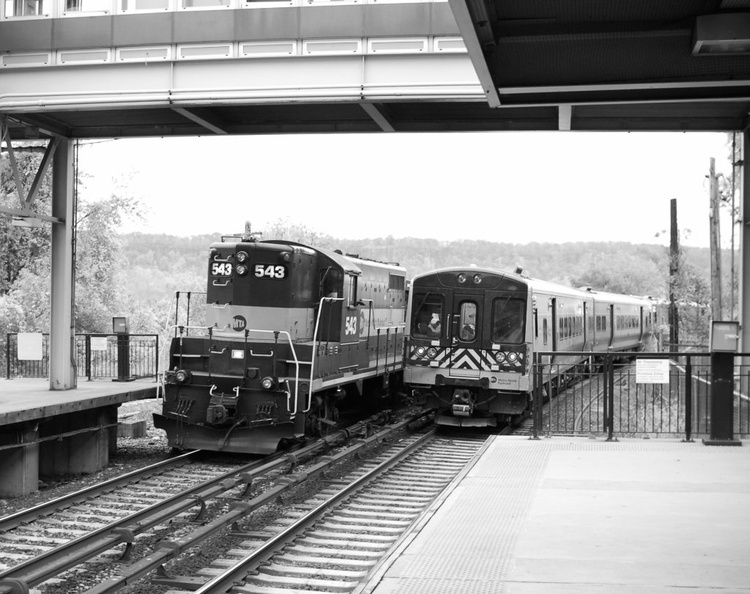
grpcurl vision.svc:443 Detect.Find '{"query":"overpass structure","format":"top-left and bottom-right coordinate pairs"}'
top-left (1, 0), bottom-right (750, 388)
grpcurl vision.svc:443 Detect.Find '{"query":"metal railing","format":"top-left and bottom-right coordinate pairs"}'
top-left (532, 351), bottom-right (750, 441)
top-left (4, 333), bottom-right (159, 380)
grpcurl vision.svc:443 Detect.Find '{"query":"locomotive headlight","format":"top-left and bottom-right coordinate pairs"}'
top-left (236, 264), bottom-right (249, 276)
top-left (415, 346), bottom-right (426, 357)
top-left (457, 273), bottom-right (467, 284)
top-left (236, 251), bottom-right (249, 263)
top-left (507, 352), bottom-right (519, 363)
top-left (281, 252), bottom-right (292, 263)
top-left (473, 274), bottom-right (483, 284)
top-left (261, 376), bottom-right (277, 390)
top-left (174, 369), bottom-right (192, 384)
top-left (427, 347), bottom-right (438, 359)
top-left (494, 352), bottom-right (506, 363)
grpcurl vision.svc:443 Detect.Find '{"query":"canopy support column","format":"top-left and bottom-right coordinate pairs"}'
top-left (49, 138), bottom-right (76, 390)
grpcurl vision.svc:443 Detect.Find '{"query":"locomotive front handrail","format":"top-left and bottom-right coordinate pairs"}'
top-left (171, 324), bottom-right (211, 335)
top-left (242, 328), bottom-right (301, 418)
top-left (307, 296), bottom-right (346, 414)
top-left (212, 279), bottom-right (232, 287)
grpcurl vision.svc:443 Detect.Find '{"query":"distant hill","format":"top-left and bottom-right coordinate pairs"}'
top-left (118, 233), bottom-right (716, 304)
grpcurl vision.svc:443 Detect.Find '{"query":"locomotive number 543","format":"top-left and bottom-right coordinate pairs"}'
top-left (254, 264), bottom-right (286, 279)
top-left (211, 262), bottom-right (233, 276)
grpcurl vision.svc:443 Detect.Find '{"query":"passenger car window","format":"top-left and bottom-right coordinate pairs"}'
top-left (492, 297), bottom-right (525, 343)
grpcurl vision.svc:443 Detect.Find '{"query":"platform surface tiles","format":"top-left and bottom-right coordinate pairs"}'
top-left (358, 436), bottom-right (750, 594)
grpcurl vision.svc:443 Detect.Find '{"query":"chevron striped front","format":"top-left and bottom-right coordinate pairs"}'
top-left (408, 346), bottom-right (518, 372)
top-left (451, 348), bottom-right (493, 370)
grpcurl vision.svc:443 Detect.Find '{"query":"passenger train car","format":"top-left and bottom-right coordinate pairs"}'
top-left (404, 267), bottom-right (655, 426)
top-left (154, 233), bottom-right (407, 454)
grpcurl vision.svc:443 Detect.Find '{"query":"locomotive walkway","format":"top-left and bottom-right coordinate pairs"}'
top-left (358, 435), bottom-right (750, 594)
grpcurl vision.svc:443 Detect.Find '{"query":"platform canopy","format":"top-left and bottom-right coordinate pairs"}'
top-left (2, 0), bottom-right (750, 140)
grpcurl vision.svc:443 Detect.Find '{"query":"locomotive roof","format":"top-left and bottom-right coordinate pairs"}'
top-left (261, 240), bottom-right (405, 276)
top-left (315, 246), bottom-right (363, 276)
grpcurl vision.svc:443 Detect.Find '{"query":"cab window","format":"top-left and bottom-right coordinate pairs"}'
top-left (458, 301), bottom-right (477, 341)
top-left (412, 293), bottom-right (444, 339)
top-left (319, 267), bottom-right (342, 299)
top-left (492, 297), bottom-right (526, 343)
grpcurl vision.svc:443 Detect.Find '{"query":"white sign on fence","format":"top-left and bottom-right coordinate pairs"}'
top-left (636, 358), bottom-right (670, 384)
top-left (91, 337), bottom-right (108, 351)
top-left (17, 332), bottom-right (43, 360)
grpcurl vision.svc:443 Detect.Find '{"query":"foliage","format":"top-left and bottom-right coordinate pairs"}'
top-left (0, 150), bottom-right (52, 295)
top-left (74, 193), bottom-right (144, 332)
top-left (260, 218), bottom-right (335, 248)
top-left (1, 145), bottom-right (148, 341)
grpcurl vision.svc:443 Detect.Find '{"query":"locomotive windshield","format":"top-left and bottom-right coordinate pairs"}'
top-left (412, 293), bottom-right (444, 339)
top-left (492, 296), bottom-right (526, 343)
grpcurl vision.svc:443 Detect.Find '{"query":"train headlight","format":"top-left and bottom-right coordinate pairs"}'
top-left (457, 273), bottom-right (467, 284)
top-left (427, 347), bottom-right (438, 359)
top-left (473, 274), bottom-right (483, 284)
top-left (174, 369), bottom-right (192, 384)
top-left (494, 352), bottom-right (506, 363)
top-left (507, 352), bottom-right (519, 363)
top-left (415, 346), bottom-right (426, 357)
top-left (236, 251), bottom-right (249, 263)
top-left (261, 376), bottom-right (277, 390)
top-left (236, 264), bottom-right (249, 276)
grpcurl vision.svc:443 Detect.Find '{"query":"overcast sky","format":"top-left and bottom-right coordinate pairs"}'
top-left (77, 131), bottom-right (736, 248)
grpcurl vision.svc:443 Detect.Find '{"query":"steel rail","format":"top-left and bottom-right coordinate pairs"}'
top-left (0, 412), bottom-right (396, 594)
top-left (85, 410), bottom-right (435, 594)
top-left (572, 368), bottom-right (630, 434)
top-left (192, 429), bottom-right (437, 594)
top-left (0, 450), bottom-right (199, 532)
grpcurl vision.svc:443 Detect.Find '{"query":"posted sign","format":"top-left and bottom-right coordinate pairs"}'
top-left (17, 333), bottom-right (43, 360)
top-left (636, 358), bottom-right (670, 384)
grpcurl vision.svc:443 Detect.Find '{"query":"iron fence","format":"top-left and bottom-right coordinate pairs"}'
top-left (532, 351), bottom-right (750, 441)
top-left (5, 333), bottom-right (159, 380)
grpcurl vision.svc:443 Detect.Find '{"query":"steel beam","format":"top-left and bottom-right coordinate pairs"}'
top-left (49, 139), bottom-right (76, 390)
top-left (741, 129), bottom-right (750, 354)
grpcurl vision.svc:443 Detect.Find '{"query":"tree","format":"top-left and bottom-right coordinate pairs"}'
top-left (0, 149), bottom-right (52, 295)
top-left (74, 194), bottom-right (144, 332)
top-left (569, 250), bottom-right (663, 296)
top-left (260, 218), bottom-right (334, 248)
top-left (1, 142), bottom-right (147, 338)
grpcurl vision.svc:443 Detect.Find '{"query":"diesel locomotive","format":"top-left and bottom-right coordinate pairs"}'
top-left (404, 266), bottom-right (655, 426)
top-left (154, 233), bottom-right (407, 454)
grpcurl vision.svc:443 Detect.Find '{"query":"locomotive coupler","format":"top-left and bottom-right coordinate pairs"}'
top-left (451, 388), bottom-right (474, 417)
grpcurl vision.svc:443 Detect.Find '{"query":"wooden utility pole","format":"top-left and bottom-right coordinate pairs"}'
top-left (668, 199), bottom-right (679, 352)
top-left (709, 157), bottom-right (723, 321)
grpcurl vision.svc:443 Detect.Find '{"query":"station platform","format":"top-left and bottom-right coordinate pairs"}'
top-left (0, 377), bottom-right (157, 425)
top-left (360, 435), bottom-right (750, 594)
top-left (0, 378), bottom-right (159, 498)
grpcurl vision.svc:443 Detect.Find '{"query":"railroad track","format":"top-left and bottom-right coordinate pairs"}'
top-left (533, 362), bottom-right (634, 436)
top-left (147, 430), bottom-right (489, 594)
top-left (0, 411), bottom-right (415, 594)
